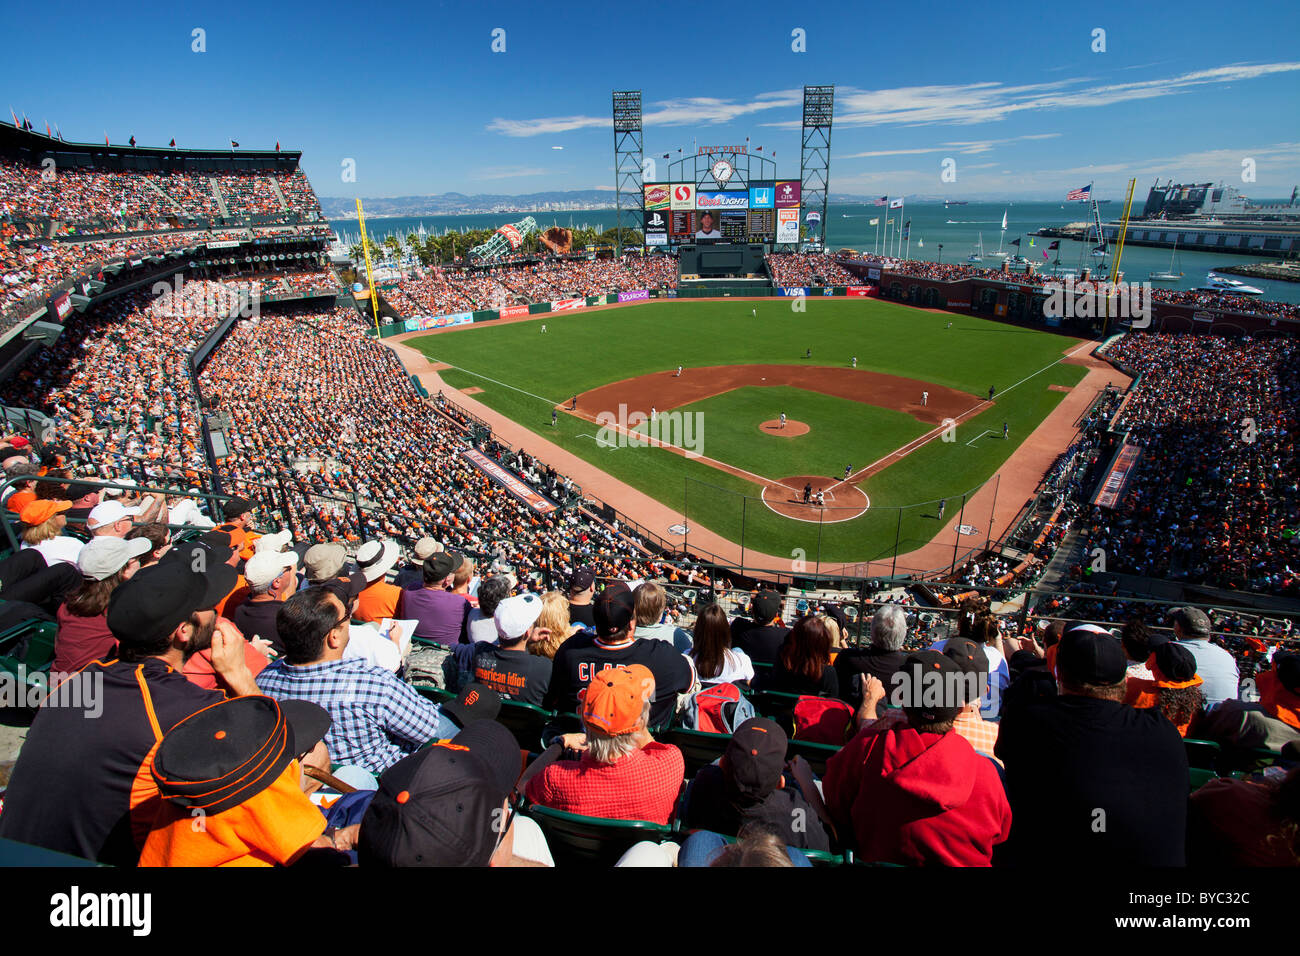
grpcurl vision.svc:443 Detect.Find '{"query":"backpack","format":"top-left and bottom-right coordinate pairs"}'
top-left (682, 682), bottom-right (756, 735)
top-left (791, 695), bottom-right (855, 745)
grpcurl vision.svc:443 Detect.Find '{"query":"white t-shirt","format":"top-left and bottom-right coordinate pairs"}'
top-left (693, 647), bottom-right (755, 685)
top-left (23, 536), bottom-right (85, 568)
top-left (467, 609), bottom-right (499, 644)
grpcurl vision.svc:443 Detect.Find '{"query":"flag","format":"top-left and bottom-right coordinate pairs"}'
top-left (1010, 237), bottom-right (1020, 247)
top-left (8, 108), bottom-right (16, 128)
top-left (1048, 240), bottom-right (1060, 250)
top-left (1042, 250), bottom-right (1049, 259)
top-left (169, 138), bottom-right (176, 147)
top-left (1029, 238), bottom-right (1035, 247)
top-left (45, 121), bottom-right (51, 137)
top-left (755, 145), bottom-right (762, 151)
top-left (129, 135), bottom-right (136, 147)
top-left (889, 197), bottom-right (904, 209)
top-left (874, 196), bottom-right (888, 205)
top-left (275, 140), bottom-right (280, 152)
top-left (1067, 184), bottom-right (1092, 201)
top-left (902, 220), bottom-right (911, 239)
top-left (104, 131), bottom-right (109, 145)
top-left (662, 153), bottom-right (669, 159)
top-left (230, 139), bottom-right (239, 147)
top-left (869, 218), bottom-right (879, 226)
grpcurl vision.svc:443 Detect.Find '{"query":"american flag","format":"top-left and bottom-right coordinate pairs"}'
top-left (874, 196), bottom-right (888, 205)
top-left (1067, 184), bottom-right (1092, 201)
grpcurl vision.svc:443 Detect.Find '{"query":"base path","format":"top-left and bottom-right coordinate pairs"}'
top-left (574, 364), bottom-right (971, 426)
top-left (383, 322), bottom-right (1127, 580)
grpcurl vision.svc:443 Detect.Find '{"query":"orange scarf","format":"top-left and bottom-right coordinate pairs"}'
top-left (1258, 669), bottom-right (1300, 731)
top-left (139, 762), bottom-right (325, 867)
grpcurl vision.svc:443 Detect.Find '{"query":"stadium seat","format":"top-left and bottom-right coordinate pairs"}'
top-left (662, 727), bottom-right (730, 778)
top-left (496, 699), bottom-right (555, 751)
top-left (714, 832), bottom-right (843, 866)
top-left (1188, 767), bottom-right (1218, 793)
top-left (522, 805), bottom-right (676, 868)
top-left (786, 737), bottom-right (842, 778)
top-left (1183, 737), bottom-right (1222, 770)
top-left (414, 685), bottom-right (456, 705)
top-left (0, 837), bottom-right (104, 867)
top-left (0, 619), bottom-right (58, 686)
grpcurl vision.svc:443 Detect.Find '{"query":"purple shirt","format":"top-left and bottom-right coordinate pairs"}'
top-left (398, 588), bottom-right (470, 646)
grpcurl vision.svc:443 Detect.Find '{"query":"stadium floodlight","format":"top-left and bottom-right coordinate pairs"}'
top-left (800, 85), bottom-right (834, 253)
top-left (612, 90), bottom-right (644, 257)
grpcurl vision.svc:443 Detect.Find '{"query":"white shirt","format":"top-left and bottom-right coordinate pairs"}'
top-left (693, 647), bottom-right (755, 685)
top-left (23, 536), bottom-right (85, 568)
top-left (467, 610), bottom-right (499, 644)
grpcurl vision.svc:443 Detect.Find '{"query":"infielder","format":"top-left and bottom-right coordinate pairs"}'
top-left (1003, 421), bottom-right (1009, 439)
top-left (675, 366), bottom-right (683, 377)
top-left (937, 498), bottom-right (946, 519)
top-left (922, 391), bottom-right (929, 406)
top-left (780, 412), bottom-right (787, 429)
top-left (851, 356), bottom-right (857, 368)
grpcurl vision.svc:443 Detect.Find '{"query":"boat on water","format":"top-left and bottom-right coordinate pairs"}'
top-left (1149, 237), bottom-right (1184, 282)
top-left (968, 233), bottom-right (984, 262)
top-left (985, 210), bottom-right (1009, 260)
top-left (944, 200), bottom-right (969, 207)
top-left (1196, 273), bottom-right (1264, 296)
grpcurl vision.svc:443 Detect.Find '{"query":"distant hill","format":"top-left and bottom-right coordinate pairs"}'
top-left (318, 190), bottom-right (618, 218)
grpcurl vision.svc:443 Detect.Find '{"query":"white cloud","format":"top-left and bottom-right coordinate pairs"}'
top-left (488, 90), bottom-right (802, 137)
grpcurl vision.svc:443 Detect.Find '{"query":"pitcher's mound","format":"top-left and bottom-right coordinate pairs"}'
top-left (760, 419), bottom-right (810, 437)
top-left (761, 475), bottom-right (870, 523)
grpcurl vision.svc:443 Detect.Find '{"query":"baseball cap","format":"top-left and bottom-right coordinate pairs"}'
top-left (86, 500), bottom-right (140, 531)
top-left (579, 663), bottom-right (654, 735)
top-left (221, 496), bottom-right (258, 521)
top-left (898, 651), bottom-right (965, 724)
top-left (941, 637), bottom-right (990, 705)
top-left (439, 682), bottom-right (502, 730)
top-left (77, 535), bottom-right (152, 581)
top-left (358, 720), bottom-right (520, 867)
top-left (1057, 624), bottom-right (1128, 685)
top-left (494, 593), bottom-right (542, 641)
top-left (107, 559), bottom-right (238, 650)
top-left (152, 696), bottom-right (330, 816)
top-left (244, 549), bottom-right (299, 589)
top-left (1276, 652), bottom-right (1300, 696)
top-left (254, 529), bottom-right (294, 554)
top-left (1150, 642), bottom-right (1199, 686)
top-left (63, 480), bottom-right (100, 501)
top-left (723, 717), bottom-right (788, 802)
top-left (356, 539), bottom-right (400, 583)
top-left (751, 590), bottom-right (783, 623)
top-left (412, 537), bottom-right (442, 561)
top-left (568, 568), bottom-right (595, 592)
top-left (322, 571), bottom-right (368, 608)
top-left (1172, 607), bottom-right (1212, 638)
top-left (593, 581), bottom-right (636, 637)
top-left (304, 543), bottom-right (347, 582)
top-left (20, 499), bottom-right (71, 526)
top-left (425, 551), bottom-right (463, 582)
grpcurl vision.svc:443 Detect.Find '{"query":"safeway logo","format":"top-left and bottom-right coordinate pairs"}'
top-left (673, 185), bottom-right (691, 201)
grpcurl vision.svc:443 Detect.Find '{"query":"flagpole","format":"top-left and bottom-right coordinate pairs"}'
top-left (874, 215), bottom-right (880, 255)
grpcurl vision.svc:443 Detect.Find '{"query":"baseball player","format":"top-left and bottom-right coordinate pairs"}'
top-left (805, 347), bottom-right (812, 359)
top-left (851, 356), bottom-right (857, 369)
top-left (541, 324), bottom-right (547, 333)
top-left (675, 365), bottom-right (683, 377)
top-left (946, 322), bottom-right (952, 329)
top-left (651, 406), bottom-right (657, 422)
top-left (815, 489), bottom-right (825, 508)
top-left (570, 395), bottom-right (577, 410)
top-left (988, 385), bottom-right (996, 401)
top-left (844, 465), bottom-right (852, 480)
top-left (552, 409), bottom-right (558, 427)
top-left (751, 308), bottom-right (757, 317)
top-left (803, 482), bottom-right (812, 504)
top-left (780, 412), bottom-right (787, 429)
top-left (922, 391), bottom-right (929, 406)
top-left (1003, 421), bottom-right (1009, 439)
top-left (937, 498), bottom-right (946, 520)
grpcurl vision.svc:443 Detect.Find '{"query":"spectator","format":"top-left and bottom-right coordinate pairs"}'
top-left (468, 573), bottom-right (513, 643)
top-left (529, 590), bottom-right (576, 659)
top-left (470, 593), bottom-right (553, 706)
top-left (824, 651), bottom-right (1012, 866)
top-left (632, 580), bottom-right (692, 653)
top-left (1124, 641), bottom-right (1205, 736)
top-left (20, 498), bottom-right (82, 567)
top-left (733, 590), bottom-right (789, 665)
top-left (526, 664), bottom-right (684, 824)
top-left (393, 537), bottom-right (440, 590)
top-left (398, 550), bottom-right (471, 648)
top-left (1187, 764), bottom-right (1300, 867)
top-left (354, 539), bottom-right (402, 623)
top-left (995, 624), bottom-right (1189, 866)
top-left (690, 603), bottom-right (754, 686)
top-left (1172, 606), bottom-right (1239, 707)
top-left (834, 604), bottom-right (909, 707)
top-left (230, 547), bottom-right (300, 655)
top-left (766, 616), bottom-right (838, 697)
top-left (51, 535), bottom-right (151, 675)
top-left (566, 568), bottom-right (596, 629)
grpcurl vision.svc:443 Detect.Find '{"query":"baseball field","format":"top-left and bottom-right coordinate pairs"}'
top-left (407, 298), bottom-right (1090, 566)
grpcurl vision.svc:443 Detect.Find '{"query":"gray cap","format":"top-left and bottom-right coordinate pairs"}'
top-left (1172, 606), bottom-right (1211, 638)
top-left (304, 542), bottom-right (347, 583)
top-left (413, 537), bottom-right (442, 561)
top-left (78, 536), bottom-right (152, 581)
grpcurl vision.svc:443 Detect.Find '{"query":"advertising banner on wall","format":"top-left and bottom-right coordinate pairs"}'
top-left (405, 312), bottom-right (473, 331)
top-left (499, 304), bottom-right (529, 318)
top-left (778, 287), bottom-right (810, 297)
top-left (552, 298), bottom-right (586, 312)
top-left (776, 208), bottom-right (800, 242)
top-left (643, 184), bottom-right (670, 210)
top-left (775, 181), bottom-right (801, 207)
top-left (846, 286), bottom-right (878, 297)
top-left (618, 290), bottom-right (650, 302)
top-left (696, 191), bottom-right (749, 211)
top-left (670, 183), bottom-right (695, 210)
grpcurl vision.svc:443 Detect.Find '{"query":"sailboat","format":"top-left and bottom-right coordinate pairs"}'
top-left (985, 210), bottom-right (1009, 260)
top-left (1148, 237), bottom-right (1183, 282)
top-left (968, 233), bottom-right (984, 263)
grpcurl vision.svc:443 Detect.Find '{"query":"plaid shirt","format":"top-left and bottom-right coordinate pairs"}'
top-left (953, 711), bottom-right (1002, 764)
top-left (525, 742), bottom-right (684, 825)
top-left (257, 657), bottom-right (444, 774)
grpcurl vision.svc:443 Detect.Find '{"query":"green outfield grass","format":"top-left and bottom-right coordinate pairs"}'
top-left (413, 298), bottom-right (1089, 567)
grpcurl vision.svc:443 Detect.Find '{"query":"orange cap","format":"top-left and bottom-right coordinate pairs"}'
top-left (20, 499), bottom-right (71, 526)
top-left (579, 664), bottom-right (655, 735)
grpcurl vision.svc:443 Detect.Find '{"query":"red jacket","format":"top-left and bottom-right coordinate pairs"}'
top-left (824, 725), bottom-right (1011, 866)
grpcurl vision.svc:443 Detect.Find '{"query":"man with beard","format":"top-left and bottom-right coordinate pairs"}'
top-left (0, 558), bottom-right (260, 865)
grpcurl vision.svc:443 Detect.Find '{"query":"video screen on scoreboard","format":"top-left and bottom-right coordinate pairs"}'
top-left (645, 182), bottom-right (777, 245)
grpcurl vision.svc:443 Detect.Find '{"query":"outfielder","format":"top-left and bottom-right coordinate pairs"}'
top-left (922, 391), bottom-right (929, 406)
top-left (851, 356), bottom-right (857, 368)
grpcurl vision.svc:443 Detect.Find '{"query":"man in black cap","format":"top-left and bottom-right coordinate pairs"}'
top-left (358, 720), bottom-right (548, 867)
top-left (824, 650), bottom-right (1011, 866)
top-left (545, 581), bottom-right (694, 729)
top-left (995, 624), bottom-right (1189, 866)
top-left (215, 495), bottom-right (259, 554)
top-left (397, 550), bottom-right (471, 646)
top-left (682, 717), bottom-right (831, 851)
top-left (732, 590), bottom-right (789, 665)
top-left (0, 560), bottom-right (260, 865)
top-left (566, 568), bottom-right (597, 629)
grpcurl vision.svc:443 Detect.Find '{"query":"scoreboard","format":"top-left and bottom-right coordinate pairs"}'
top-left (644, 178), bottom-right (799, 246)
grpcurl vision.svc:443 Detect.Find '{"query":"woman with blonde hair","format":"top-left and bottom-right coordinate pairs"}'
top-left (529, 590), bottom-right (578, 659)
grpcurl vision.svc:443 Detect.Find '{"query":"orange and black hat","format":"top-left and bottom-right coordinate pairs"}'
top-left (19, 498), bottom-right (71, 526)
top-left (439, 682), bottom-right (502, 730)
top-left (358, 720), bottom-right (520, 867)
top-left (579, 663), bottom-right (654, 735)
top-left (151, 696), bottom-right (331, 816)
top-left (1150, 642), bottom-right (1201, 688)
top-left (723, 717), bottom-right (787, 801)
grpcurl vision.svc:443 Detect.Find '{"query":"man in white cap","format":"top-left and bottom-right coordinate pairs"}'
top-left (231, 548), bottom-right (300, 656)
top-left (354, 539), bottom-right (402, 624)
top-left (303, 543), bottom-right (348, 587)
top-left (468, 593), bottom-right (553, 706)
top-left (85, 500), bottom-right (140, 540)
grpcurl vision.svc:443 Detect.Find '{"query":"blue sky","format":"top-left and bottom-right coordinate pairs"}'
top-left (7, 0), bottom-right (1299, 199)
